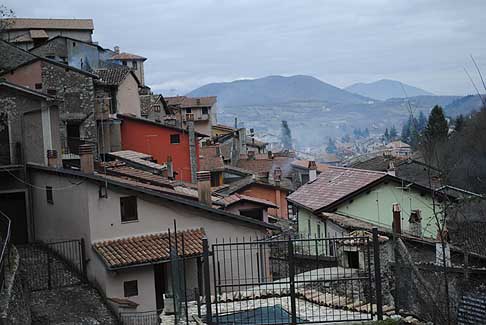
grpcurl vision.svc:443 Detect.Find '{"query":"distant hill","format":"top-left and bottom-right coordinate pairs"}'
top-left (345, 79), bottom-right (433, 101)
top-left (444, 95), bottom-right (485, 117)
top-left (187, 75), bottom-right (372, 106)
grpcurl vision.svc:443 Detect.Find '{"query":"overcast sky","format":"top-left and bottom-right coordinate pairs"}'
top-left (6, 0), bottom-right (486, 96)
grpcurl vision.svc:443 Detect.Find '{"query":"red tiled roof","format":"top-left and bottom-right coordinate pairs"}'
top-left (94, 67), bottom-right (132, 86)
top-left (199, 146), bottom-right (224, 171)
top-left (237, 159), bottom-right (274, 175)
top-left (291, 160), bottom-right (329, 173)
top-left (216, 193), bottom-right (278, 208)
top-left (165, 96), bottom-right (216, 108)
top-left (111, 52), bottom-right (146, 61)
top-left (93, 228), bottom-right (205, 269)
top-left (287, 167), bottom-right (386, 212)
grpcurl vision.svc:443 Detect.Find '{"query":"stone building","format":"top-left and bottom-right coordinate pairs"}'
top-left (0, 18), bottom-right (94, 50)
top-left (166, 96), bottom-right (217, 137)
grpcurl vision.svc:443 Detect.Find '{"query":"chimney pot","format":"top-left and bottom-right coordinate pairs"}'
top-left (267, 151), bottom-right (273, 159)
top-left (166, 155), bottom-right (174, 180)
top-left (308, 160), bottom-right (318, 182)
top-left (273, 167), bottom-right (282, 183)
top-left (409, 209), bottom-right (422, 237)
top-left (114, 46), bottom-right (120, 54)
top-left (197, 171), bottom-right (212, 206)
top-left (47, 149), bottom-right (61, 168)
top-left (79, 144), bottom-right (94, 174)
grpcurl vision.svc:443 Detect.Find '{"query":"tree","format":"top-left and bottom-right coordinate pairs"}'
top-left (364, 128), bottom-right (370, 138)
top-left (454, 114), bottom-right (465, 133)
top-left (326, 137), bottom-right (337, 154)
top-left (389, 125), bottom-right (397, 140)
top-left (418, 111), bottom-right (428, 132)
top-left (281, 120), bottom-right (292, 150)
top-left (424, 105), bottom-right (449, 144)
top-left (0, 5), bottom-right (15, 36)
top-left (383, 128), bottom-right (390, 142)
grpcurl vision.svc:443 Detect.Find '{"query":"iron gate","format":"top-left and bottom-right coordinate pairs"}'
top-left (204, 229), bottom-right (383, 325)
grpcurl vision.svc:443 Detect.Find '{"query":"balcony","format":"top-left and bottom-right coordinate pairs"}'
top-left (61, 137), bottom-right (97, 160)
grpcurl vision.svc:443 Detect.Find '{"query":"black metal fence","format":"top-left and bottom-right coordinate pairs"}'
top-left (17, 239), bottom-right (86, 291)
top-left (204, 228), bottom-right (383, 325)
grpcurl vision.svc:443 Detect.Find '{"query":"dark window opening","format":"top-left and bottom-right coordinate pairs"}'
top-left (186, 108), bottom-right (192, 114)
top-left (202, 107), bottom-right (208, 115)
top-left (122, 61), bottom-right (127, 66)
top-left (210, 172), bottom-right (221, 187)
top-left (46, 186), bottom-right (53, 204)
top-left (317, 224), bottom-right (321, 238)
top-left (123, 280), bottom-right (138, 297)
top-left (46, 55), bottom-right (55, 59)
top-left (72, 42), bottom-right (76, 47)
top-left (347, 251), bottom-right (359, 268)
top-left (35, 83), bottom-right (42, 90)
top-left (240, 208), bottom-right (264, 221)
top-left (308, 219), bottom-right (311, 236)
top-left (47, 89), bottom-right (57, 96)
top-left (301, 173), bottom-right (309, 184)
top-left (132, 61), bottom-right (137, 69)
top-left (120, 196), bottom-right (138, 222)
top-left (153, 105), bottom-right (160, 112)
top-left (170, 134), bottom-right (180, 144)
top-left (66, 122), bottom-right (81, 154)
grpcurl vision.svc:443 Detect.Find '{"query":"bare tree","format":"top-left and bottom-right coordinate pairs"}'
top-left (0, 5), bottom-right (15, 37)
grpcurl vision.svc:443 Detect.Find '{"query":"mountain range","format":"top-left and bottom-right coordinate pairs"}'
top-left (345, 79), bottom-right (433, 101)
top-left (187, 75), bottom-right (372, 107)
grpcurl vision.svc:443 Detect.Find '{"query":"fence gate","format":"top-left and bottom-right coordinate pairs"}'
top-left (206, 230), bottom-right (383, 325)
top-left (17, 239), bottom-right (86, 291)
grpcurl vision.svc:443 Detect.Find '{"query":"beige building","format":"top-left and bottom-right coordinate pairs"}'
top-left (28, 157), bottom-right (275, 313)
top-left (166, 96), bottom-right (217, 136)
top-left (0, 18), bottom-right (94, 50)
top-left (109, 46), bottom-right (147, 86)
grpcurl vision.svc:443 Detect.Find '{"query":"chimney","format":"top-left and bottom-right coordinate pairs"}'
top-left (187, 121), bottom-right (197, 183)
top-left (197, 171), bottom-right (212, 206)
top-left (247, 151), bottom-right (255, 160)
top-left (409, 209), bottom-right (422, 237)
top-left (308, 160), bottom-right (317, 182)
top-left (79, 144), bottom-right (94, 174)
top-left (47, 150), bottom-right (61, 168)
top-left (273, 167), bottom-right (282, 185)
top-left (114, 46), bottom-right (120, 54)
top-left (167, 155), bottom-right (174, 180)
top-left (392, 203), bottom-right (401, 234)
top-left (267, 151), bottom-right (273, 159)
top-left (387, 160), bottom-right (396, 176)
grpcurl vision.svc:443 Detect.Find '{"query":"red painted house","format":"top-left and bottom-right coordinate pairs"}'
top-left (117, 114), bottom-right (202, 182)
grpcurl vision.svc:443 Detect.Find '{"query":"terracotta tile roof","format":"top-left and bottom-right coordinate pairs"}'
top-left (199, 146), bottom-right (224, 171)
top-left (104, 164), bottom-right (175, 188)
top-left (107, 150), bottom-right (166, 172)
top-left (93, 228), bottom-right (205, 269)
top-left (2, 18), bottom-right (94, 30)
top-left (110, 52), bottom-right (146, 61)
top-left (165, 96), bottom-right (216, 108)
top-left (215, 176), bottom-right (255, 195)
top-left (237, 159), bottom-right (274, 175)
top-left (29, 29), bottom-right (48, 39)
top-left (94, 67), bottom-right (132, 86)
top-left (292, 160), bottom-right (329, 173)
top-left (287, 167), bottom-right (386, 211)
top-left (216, 193), bottom-right (278, 208)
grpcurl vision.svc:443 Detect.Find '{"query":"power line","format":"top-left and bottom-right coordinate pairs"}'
top-left (6, 169), bottom-right (85, 191)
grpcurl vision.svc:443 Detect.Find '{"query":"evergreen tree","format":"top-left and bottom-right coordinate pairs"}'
top-left (326, 137), bottom-right (337, 153)
top-left (424, 105), bottom-right (449, 144)
top-left (384, 128), bottom-right (390, 142)
top-left (454, 114), bottom-right (465, 133)
top-left (401, 117), bottom-right (411, 143)
top-left (281, 120), bottom-right (293, 149)
top-left (418, 111), bottom-right (427, 132)
top-left (390, 125), bottom-right (397, 140)
top-left (364, 128), bottom-right (370, 138)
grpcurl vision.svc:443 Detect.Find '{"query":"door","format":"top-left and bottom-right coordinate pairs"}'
top-left (0, 192), bottom-right (28, 244)
top-left (154, 263), bottom-right (166, 310)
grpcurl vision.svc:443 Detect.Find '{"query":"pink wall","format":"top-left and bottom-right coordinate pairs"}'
top-left (4, 60), bottom-right (42, 89)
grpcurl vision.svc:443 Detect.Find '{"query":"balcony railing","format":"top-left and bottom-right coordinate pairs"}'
top-left (61, 137), bottom-right (97, 159)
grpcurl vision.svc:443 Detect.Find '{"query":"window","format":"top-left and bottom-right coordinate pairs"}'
top-left (307, 219), bottom-right (311, 236)
top-left (122, 61), bottom-right (127, 66)
top-left (301, 173), bottom-right (309, 184)
top-left (46, 186), bottom-right (53, 204)
top-left (317, 224), bottom-right (321, 238)
top-left (35, 83), bottom-right (42, 90)
top-left (153, 105), bottom-right (161, 112)
top-left (170, 134), bottom-right (180, 144)
top-left (46, 55), bottom-right (55, 59)
top-left (72, 42), bottom-right (76, 47)
top-left (186, 108), bottom-right (192, 114)
top-left (202, 107), bottom-right (208, 115)
top-left (123, 280), bottom-right (138, 297)
top-left (132, 61), bottom-right (138, 69)
top-left (47, 89), bottom-right (57, 96)
top-left (120, 196), bottom-right (138, 222)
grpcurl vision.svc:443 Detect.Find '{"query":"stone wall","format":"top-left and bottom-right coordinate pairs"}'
top-left (0, 246), bottom-right (32, 325)
top-left (41, 61), bottom-right (97, 144)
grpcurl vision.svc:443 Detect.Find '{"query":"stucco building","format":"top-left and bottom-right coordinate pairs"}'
top-left (166, 96), bottom-right (217, 137)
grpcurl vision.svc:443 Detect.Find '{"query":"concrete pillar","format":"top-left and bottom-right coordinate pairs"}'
top-left (187, 120), bottom-right (197, 184)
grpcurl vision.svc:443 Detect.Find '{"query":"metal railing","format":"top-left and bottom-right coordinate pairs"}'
top-left (0, 210), bottom-right (12, 290)
top-left (61, 137), bottom-right (96, 158)
top-left (119, 310), bottom-right (162, 325)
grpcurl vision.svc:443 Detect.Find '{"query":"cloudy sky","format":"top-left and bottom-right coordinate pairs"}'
top-left (6, 0), bottom-right (486, 96)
